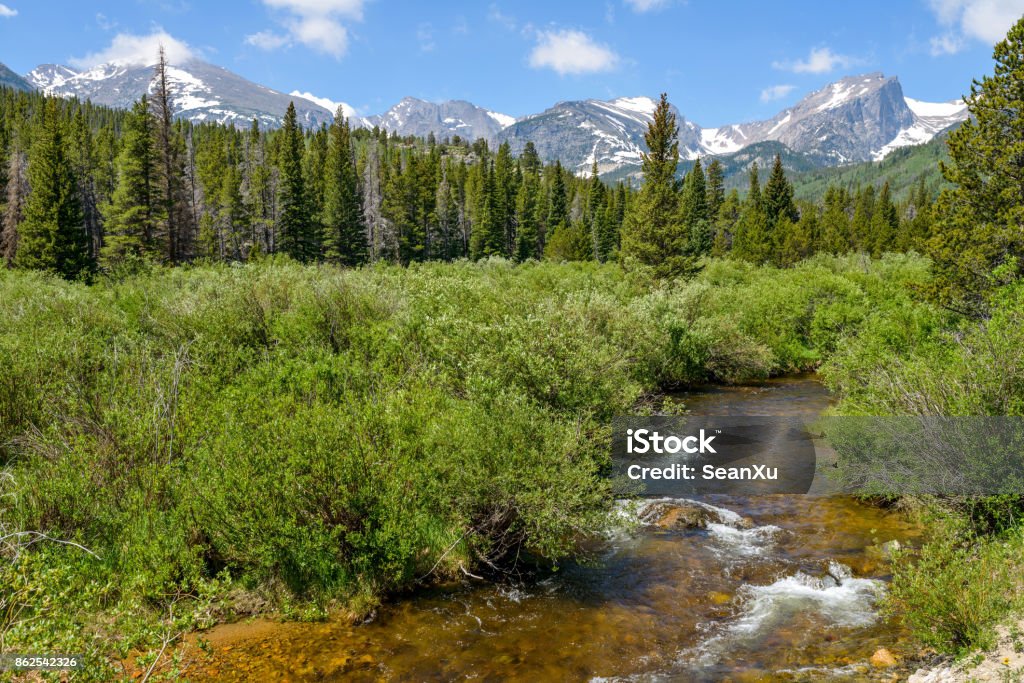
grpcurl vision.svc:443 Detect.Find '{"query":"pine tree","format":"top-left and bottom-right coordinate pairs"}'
top-left (303, 123), bottom-right (329, 255)
top-left (322, 116), bottom-right (367, 265)
top-left (762, 154), bottom-right (798, 228)
top-left (869, 181), bottom-right (899, 256)
top-left (152, 47), bottom-right (189, 263)
top-left (14, 99), bottom-right (91, 278)
top-left (101, 96), bottom-right (159, 267)
top-left (679, 159), bottom-right (711, 258)
top-left (819, 186), bottom-right (852, 255)
top-left (850, 185), bottom-right (875, 250)
top-left (731, 164), bottom-right (771, 264)
top-left (619, 93), bottom-right (697, 278)
top-left (514, 168), bottom-right (541, 261)
top-left (925, 16), bottom-right (1024, 315)
top-left (434, 167), bottom-right (461, 260)
top-left (71, 108), bottom-right (101, 262)
top-left (778, 201), bottom-right (818, 266)
top-left (904, 176), bottom-right (933, 250)
top-left (277, 102), bottom-right (314, 261)
top-left (679, 158), bottom-right (707, 225)
top-left (711, 188), bottom-right (741, 257)
top-left (705, 158), bottom-right (725, 219)
top-left (587, 160), bottom-right (613, 260)
top-left (239, 120), bottom-right (269, 255)
top-left (547, 160), bottom-right (569, 235)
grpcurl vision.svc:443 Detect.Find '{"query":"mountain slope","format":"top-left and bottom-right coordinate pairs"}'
top-left (26, 60), bottom-right (333, 129)
top-left (791, 130), bottom-right (954, 202)
top-left (500, 73), bottom-right (967, 176)
top-left (498, 96), bottom-right (705, 174)
top-left (366, 97), bottom-right (515, 142)
top-left (0, 61), bottom-right (32, 91)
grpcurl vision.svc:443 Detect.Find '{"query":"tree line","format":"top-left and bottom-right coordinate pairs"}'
top-left (0, 52), bottom-right (940, 281)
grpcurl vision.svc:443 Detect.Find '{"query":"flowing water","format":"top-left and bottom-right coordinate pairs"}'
top-left (186, 377), bottom-right (921, 681)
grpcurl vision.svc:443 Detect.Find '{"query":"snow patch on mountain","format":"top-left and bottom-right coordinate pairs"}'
top-left (289, 90), bottom-right (362, 123)
top-left (904, 97), bottom-right (967, 119)
top-left (487, 111), bottom-right (517, 128)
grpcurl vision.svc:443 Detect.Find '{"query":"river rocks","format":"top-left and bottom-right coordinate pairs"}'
top-left (707, 591), bottom-right (732, 605)
top-left (638, 500), bottom-right (754, 530)
top-left (870, 648), bottom-right (898, 668)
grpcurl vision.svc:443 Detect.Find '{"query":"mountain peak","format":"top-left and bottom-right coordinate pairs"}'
top-left (24, 59), bottom-right (333, 129)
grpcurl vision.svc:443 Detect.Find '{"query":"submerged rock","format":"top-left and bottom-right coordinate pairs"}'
top-left (871, 648), bottom-right (898, 668)
top-left (638, 500), bottom-right (754, 530)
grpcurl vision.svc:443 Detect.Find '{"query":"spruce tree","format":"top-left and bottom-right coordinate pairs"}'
top-left (514, 169), bottom-right (540, 261)
top-left (762, 154), bottom-right (798, 228)
top-left (322, 115), bottom-right (367, 266)
top-left (679, 159), bottom-right (711, 258)
top-left (705, 158), bottom-right (725, 219)
top-left (101, 96), bottom-right (158, 267)
top-left (869, 181), bottom-right (899, 256)
top-left (850, 185), bottom-right (875, 250)
top-left (926, 16), bottom-right (1024, 315)
top-left (620, 93), bottom-right (697, 278)
top-left (277, 102), bottom-right (314, 261)
top-left (819, 186), bottom-right (852, 255)
top-left (731, 164), bottom-right (771, 264)
top-left (152, 47), bottom-right (188, 263)
top-left (15, 99), bottom-right (91, 278)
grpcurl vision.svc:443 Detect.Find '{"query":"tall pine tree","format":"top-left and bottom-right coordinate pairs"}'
top-left (15, 99), bottom-right (91, 278)
top-left (620, 93), bottom-right (697, 278)
top-left (276, 102), bottom-right (314, 261)
top-left (322, 115), bottom-right (367, 265)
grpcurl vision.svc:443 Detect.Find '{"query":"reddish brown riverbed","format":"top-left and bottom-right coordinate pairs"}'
top-left (177, 377), bottom-right (921, 681)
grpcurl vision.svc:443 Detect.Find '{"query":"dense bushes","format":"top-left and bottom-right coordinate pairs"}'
top-left (822, 277), bottom-right (1024, 654)
top-left (0, 255), bottom-right (927, 674)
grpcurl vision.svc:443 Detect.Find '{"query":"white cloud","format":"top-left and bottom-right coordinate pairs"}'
top-left (248, 0), bottom-right (364, 59)
top-left (927, 0), bottom-right (1024, 53)
top-left (529, 29), bottom-right (619, 75)
top-left (245, 30), bottom-right (290, 50)
top-left (288, 15), bottom-right (349, 58)
top-left (760, 84), bottom-right (796, 102)
top-left (624, 0), bottom-right (670, 12)
top-left (930, 33), bottom-right (965, 54)
top-left (69, 29), bottom-right (196, 68)
top-left (772, 47), bottom-right (858, 74)
top-left (0, 3), bottom-right (17, 17)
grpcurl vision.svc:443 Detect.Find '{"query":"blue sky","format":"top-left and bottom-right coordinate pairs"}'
top-left (0, 0), bottom-right (1021, 125)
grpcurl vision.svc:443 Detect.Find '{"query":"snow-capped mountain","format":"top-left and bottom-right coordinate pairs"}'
top-left (497, 96), bottom-right (703, 174)
top-left (288, 90), bottom-right (366, 127)
top-left (872, 96), bottom-right (968, 159)
top-left (12, 54), bottom-right (967, 174)
top-left (365, 97), bottom-right (516, 142)
top-left (26, 60), bottom-right (334, 129)
top-left (499, 73), bottom-right (967, 175)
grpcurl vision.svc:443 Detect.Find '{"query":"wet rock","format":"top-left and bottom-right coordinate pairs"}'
top-left (870, 648), bottom-right (898, 668)
top-left (708, 591), bottom-right (732, 606)
top-left (867, 540), bottom-right (903, 560)
top-left (639, 500), bottom-right (752, 530)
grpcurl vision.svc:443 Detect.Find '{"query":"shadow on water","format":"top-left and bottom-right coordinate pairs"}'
top-left (184, 376), bottom-right (921, 682)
